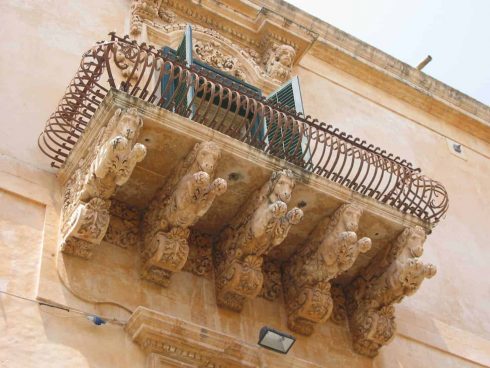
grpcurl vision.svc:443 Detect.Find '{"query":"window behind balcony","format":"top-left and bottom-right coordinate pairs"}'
top-left (160, 25), bottom-right (307, 164)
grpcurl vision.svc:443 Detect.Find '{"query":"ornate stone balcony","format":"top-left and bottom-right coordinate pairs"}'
top-left (39, 34), bottom-right (448, 358)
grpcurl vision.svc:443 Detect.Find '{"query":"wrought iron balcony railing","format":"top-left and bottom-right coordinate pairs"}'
top-left (39, 33), bottom-right (448, 225)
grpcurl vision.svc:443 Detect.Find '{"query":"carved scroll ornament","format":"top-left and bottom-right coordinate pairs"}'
top-left (61, 108), bottom-right (147, 258)
top-left (141, 141), bottom-right (227, 286)
top-left (214, 169), bottom-right (303, 312)
top-left (346, 226), bottom-right (436, 357)
top-left (282, 204), bottom-right (371, 336)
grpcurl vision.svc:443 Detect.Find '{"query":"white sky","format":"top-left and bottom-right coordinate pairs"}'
top-left (286, 0), bottom-right (490, 106)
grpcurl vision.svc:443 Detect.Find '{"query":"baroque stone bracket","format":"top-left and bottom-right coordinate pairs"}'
top-left (345, 226), bottom-right (436, 357)
top-left (214, 169), bottom-right (303, 312)
top-left (282, 204), bottom-right (372, 336)
top-left (141, 141), bottom-right (227, 286)
top-left (60, 108), bottom-right (147, 259)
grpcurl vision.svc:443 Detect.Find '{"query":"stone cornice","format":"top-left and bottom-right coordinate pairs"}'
top-left (251, 0), bottom-right (490, 141)
top-left (155, 0), bottom-right (490, 142)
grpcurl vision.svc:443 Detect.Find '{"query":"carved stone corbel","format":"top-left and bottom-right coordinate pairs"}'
top-left (141, 141), bottom-right (227, 286)
top-left (214, 169), bottom-right (303, 312)
top-left (345, 226), bottom-right (436, 357)
top-left (60, 108), bottom-right (147, 258)
top-left (282, 204), bottom-right (372, 336)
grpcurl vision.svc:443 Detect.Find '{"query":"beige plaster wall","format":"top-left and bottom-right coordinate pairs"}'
top-left (0, 0), bottom-right (128, 170)
top-left (1, 1), bottom-right (489, 367)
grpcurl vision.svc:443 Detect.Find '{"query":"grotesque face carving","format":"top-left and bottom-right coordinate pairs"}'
top-left (405, 227), bottom-right (426, 258)
top-left (270, 170), bottom-right (295, 203)
top-left (195, 142), bottom-right (221, 174)
top-left (275, 45), bottom-right (295, 67)
top-left (341, 204), bottom-right (363, 232)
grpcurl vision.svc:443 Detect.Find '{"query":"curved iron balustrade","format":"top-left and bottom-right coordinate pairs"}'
top-left (38, 33), bottom-right (448, 225)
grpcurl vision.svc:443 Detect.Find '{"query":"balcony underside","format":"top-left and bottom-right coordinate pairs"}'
top-left (60, 89), bottom-right (427, 284)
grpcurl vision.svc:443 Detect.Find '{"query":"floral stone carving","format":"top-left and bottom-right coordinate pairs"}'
top-left (282, 204), bottom-right (371, 336)
top-left (141, 141), bottom-right (227, 286)
top-left (214, 169), bottom-right (303, 312)
top-left (60, 108), bottom-right (146, 258)
top-left (193, 40), bottom-right (246, 81)
top-left (345, 226), bottom-right (436, 357)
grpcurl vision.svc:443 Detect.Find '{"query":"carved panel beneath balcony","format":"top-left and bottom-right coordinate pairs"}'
top-left (282, 204), bottom-right (372, 336)
top-left (345, 226), bottom-right (436, 357)
top-left (214, 169), bottom-right (303, 312)
top-left (141, 141), bottom-right (227, 286)
top-left (182, 231), bottom-right (214, 278)
top-left (60, 108), bottom-right (147, 259)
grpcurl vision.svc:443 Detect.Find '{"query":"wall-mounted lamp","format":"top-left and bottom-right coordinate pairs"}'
top-left (258, 326), bottom-right (296, 354)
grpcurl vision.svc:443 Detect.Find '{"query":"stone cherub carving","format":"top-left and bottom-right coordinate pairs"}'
top-left (61, 108), bottom-right (146, 259)
top-left (283, 204), bottom-right (371, 336)
top-left (346, 226), bottom-right (436, 357)
top-left (265, 44), bottom-right (296, 82)
top-left (214, 169), bottom-right (303, 312)
top-left (141, 141), bottom-right (227, 286)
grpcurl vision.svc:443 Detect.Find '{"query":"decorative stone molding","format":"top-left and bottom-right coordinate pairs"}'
top-left (60, 108), bottom-right (147, 258)
top-left (133, 0), bottom-right (310, 90)
top-left (130, 0), bottom-right (161, 36)
top-left (214, 169), bottom-right (303, 312)
top-left (126, 307), bottom-right (260, 368)
top-left (345, 226), bottom-right (436, 357)
top-left (141, 141), bottom-right (227, 286)
top-left (282, 204), bottom-right (371, 335)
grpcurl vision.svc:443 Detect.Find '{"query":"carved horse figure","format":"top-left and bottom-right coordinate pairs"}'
top-left (346, 226), bottom-right (436, 357)
top-left (141, 141), bottom-right (227, 286)
top-left (283, 203), bottom-right (371, 335)
top-left (80, 108), bottom-right (147, 201)
top-left (61, 108), bottom-right (147, 259)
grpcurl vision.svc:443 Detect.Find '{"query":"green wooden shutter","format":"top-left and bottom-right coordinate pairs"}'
top-left (161, 25), bottom-right (194, 115)
top-left (265, 76), bottom-right (306, 163)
